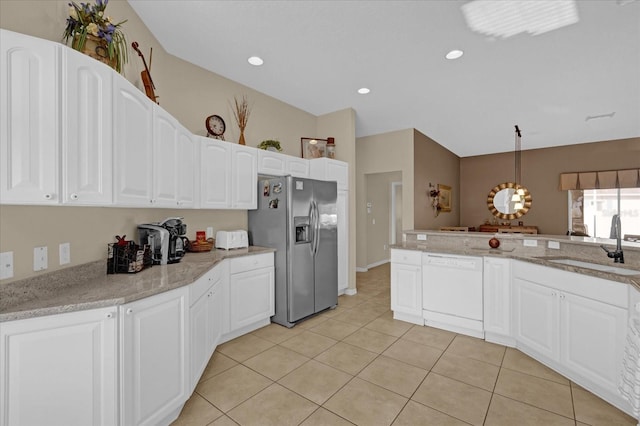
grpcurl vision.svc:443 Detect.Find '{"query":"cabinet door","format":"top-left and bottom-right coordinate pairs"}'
top-left (560, 292), bottom-right (626, 393)
top-left (1, 30), bottom-right (59, 204)
top-left (120, 286), bottom-right (189, 426)
top-left (257, 149), bottom-right (286, 175)
top-left (391, 262), bottom-right (422, 316)
top-left (62, 48), bottom-right (113, 205)
top-left (483, 258), bottom-right (511, 337)
top-left (337, 189), bottom-right (349, 294)
top-left (231, 144), bottom-right (257, 209)
top-left (177, 128), bottom-right (197, 208)
top-left (229, 266), bottom-right (274, 331)
top-left (190, 283), bottom-right (212, 390)
top-left (0, 307), bottom-right (117, 426)
top-left (200, 138), bottom-right (231, 208)
top-left (286, 157), bottom-right (310, 178)
top-left (113, 76), bottom-right (154, 206)
top-left (152, 105), bottom-right (179, 207)
top-left (513, 277), bottom-right (559, 360)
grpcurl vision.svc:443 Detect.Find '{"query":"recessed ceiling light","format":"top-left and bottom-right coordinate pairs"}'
top-left (445, 50), bottom-right (464, 60)
top-left (358, 88), bottom-right (370, 94)
top-left (248, 56), bottom-right (264, 66)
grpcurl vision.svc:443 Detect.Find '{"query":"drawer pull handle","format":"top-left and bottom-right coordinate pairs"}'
top-left (44, 193), bottom-right (53, 200)
top-left (126, 308), bottom-right (133, 314)
top-left (106, 312), bottom-right (113, 318)
top-left (70, 193), bottom-right (79, 200)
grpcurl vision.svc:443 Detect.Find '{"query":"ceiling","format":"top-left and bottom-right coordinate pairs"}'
top-left (128, 0), bottom-right (640, 157)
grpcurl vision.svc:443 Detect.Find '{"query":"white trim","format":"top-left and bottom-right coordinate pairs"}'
top-left (390, 181), bottom-right (402, 245)
top-left (356, 266), bottom-right (368, 272)
top-left (344, 288), bottom-right (357, 296)
top-left (367, 259), bottom-right (390, 269)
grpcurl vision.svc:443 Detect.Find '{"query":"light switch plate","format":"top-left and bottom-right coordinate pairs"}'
top-left (417, 234), bottom-right (427, 241)
top-left (34, 246), bottom-right (48, 271)
top-left (59, 242), bottom-right (71, 265)
top-left (523, 239), bottom-right (538, 247)
top-left (0, 251), bottom-right (13, 280)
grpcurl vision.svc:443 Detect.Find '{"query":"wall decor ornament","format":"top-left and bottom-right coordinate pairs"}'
top-left (429, 183), bottom-right (441, 217)
top-left (230, 95), bottom-right (252, 145)
top-left (62, 0), bottom-right (128, 74)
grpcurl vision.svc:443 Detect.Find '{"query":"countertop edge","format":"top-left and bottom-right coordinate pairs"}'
top-left (0, 247), bottom-right (275, 323)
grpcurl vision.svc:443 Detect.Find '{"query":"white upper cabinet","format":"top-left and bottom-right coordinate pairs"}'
top-left (1, 30), bottom-right (60, 204)
top-left (200, 138), bottom-right (232, 208)
top-left (258, 149), bottom-right (310, 177)
top-left (113, 76), bottom-right (154, 206)
top-left (62, 48), bottom-right (113, 205)
top-left (309, 158), bottom-right (348, 190)
top-left (232, 144), bottom-right (257, 209)
top-left (152, 104), bottom-right (197, 208)
top-left (200, 139), bottom-right (257, 209)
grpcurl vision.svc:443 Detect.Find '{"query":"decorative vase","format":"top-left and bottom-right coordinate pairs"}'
top-left (238, 131), bottom-right (246, 145)
top-left (73, 34), bottom-right (117, 70)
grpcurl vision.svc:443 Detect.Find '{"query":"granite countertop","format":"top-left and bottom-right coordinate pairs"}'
top-left (392, 241), bottom-right (640, 289)
top-left (0, 246), bottom-right (275, 322)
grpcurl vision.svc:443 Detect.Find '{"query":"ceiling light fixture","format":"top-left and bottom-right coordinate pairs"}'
top-left (357, 88), bottom-right (370, 94)
top-left (247, 56), bottom-right (264, 66)
top-left (445, 49), bottom-right (464, 60)
top-left (462, 0), bottom-right (579, 39)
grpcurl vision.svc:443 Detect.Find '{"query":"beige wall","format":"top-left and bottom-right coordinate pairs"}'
top-left (0, 1), bottom-right (356, 283)
top-left (413, 129), bottom-right (460, 230)
top-left (460, 138), bottom-right (640, 234)
top-left (365, 172), bottom-right (402, 267)
top-left (356, 129), bottom-right (414, 269)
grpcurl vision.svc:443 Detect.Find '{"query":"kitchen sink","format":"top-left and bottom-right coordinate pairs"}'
top-left (548, 258), bottom-right (640, 276)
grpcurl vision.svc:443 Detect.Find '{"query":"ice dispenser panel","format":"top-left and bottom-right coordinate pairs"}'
top-left (294, 216), bottom-right (310, 243)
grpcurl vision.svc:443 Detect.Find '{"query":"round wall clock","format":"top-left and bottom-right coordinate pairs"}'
top-left (206, 115), bottom-right (226, 140)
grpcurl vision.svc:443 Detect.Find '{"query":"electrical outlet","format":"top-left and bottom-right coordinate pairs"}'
top-left (206, 227), bottom-right (214, 239)
top-left (547, 241), bottom-right (560, 249)
top-left (372, 218), bottom-right (376, 225)
top-left (59, 242), bottom-right (71, 265)
top-left (523, 239), bottom-right (538, 247)
top-left (0, 251), bottom-right (13, 280)
top-left (384, 244), bottom-right (388, 250)
top-left (417, 234), bottom-right (427, 241)
top-left (34, 246), bottom-right (48, 271)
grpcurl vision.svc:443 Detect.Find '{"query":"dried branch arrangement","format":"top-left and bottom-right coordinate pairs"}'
top-left (230, 95), bottom-right (252, 144)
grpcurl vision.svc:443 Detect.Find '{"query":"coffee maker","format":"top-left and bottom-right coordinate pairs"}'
top-left (138, 217), bottom-right (189, 265)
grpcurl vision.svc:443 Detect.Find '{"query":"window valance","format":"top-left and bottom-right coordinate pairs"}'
top-left (559, 168), bottom-right (640, 190)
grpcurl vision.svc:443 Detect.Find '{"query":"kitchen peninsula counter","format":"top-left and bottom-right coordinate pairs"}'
top-left (0, 246), bottom-right (275, 322)
top-left (394, 230), bottom-right (640, 289)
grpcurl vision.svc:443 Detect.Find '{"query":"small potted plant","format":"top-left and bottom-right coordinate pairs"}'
top-left (257, 140), bottom-right (282, 152)
top-left (63, 0), bottom-right (128, 73)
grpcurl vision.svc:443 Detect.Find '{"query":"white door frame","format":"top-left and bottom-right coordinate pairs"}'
top-left (390, 181), bottom-right (402, 245)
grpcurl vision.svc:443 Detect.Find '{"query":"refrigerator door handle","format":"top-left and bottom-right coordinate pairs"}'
top-left (311, 200), bottom-right (319, 256)
top-left (314, 201), bottom-right (320, 256)
top-left (308, 201), bottom-right (316, 256)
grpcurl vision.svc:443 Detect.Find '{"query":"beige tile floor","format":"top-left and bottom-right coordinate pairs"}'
top-left (172, 263), bottom-right (636, 426)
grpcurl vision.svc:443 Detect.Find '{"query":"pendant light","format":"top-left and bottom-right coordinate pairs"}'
top-left (512, 125), bottom-right (525, 210)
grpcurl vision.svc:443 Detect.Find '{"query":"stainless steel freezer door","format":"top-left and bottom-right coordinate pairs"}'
top-left (289, 178), bottom-right (315, 322)
top-left (313, 180), bottom-right (338, 312)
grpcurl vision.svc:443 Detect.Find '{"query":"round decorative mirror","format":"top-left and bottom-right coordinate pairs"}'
top-left (487, 182), bottom-right (532, 220)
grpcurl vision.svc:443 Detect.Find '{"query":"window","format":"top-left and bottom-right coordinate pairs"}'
top-left (569, 188), bottom-right (640, 240)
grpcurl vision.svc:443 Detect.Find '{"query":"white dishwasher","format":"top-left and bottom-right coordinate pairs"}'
top-left (422, 253), bottom-right (484, 338)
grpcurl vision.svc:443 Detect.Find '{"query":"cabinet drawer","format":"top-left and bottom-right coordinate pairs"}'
top-left (391, 249), bottom-right (422, 265)
top-left (229, 253), bottom-right (273, 274)
top-left (189, 263), bottom-right (223, 304)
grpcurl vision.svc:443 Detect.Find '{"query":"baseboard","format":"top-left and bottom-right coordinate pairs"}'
top-left (367, 259), bottom-right (390, 269)
top-left (356, 266), bottom-right (368, 272)
top-left (344, 288), bottom-right (357, 296)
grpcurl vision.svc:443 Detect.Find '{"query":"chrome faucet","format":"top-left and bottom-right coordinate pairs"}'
top-left (601, 214), bottom-right (624, 263)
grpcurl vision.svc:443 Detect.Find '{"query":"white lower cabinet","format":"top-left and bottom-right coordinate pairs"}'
top-left (0, 307), bottom-right (118, 426)
top-left (513, 261), bottom-right (628, 412)
top-left (224, 253), bottom-right (275, 341)
top-left (120, 286), bottom-right (189, 426)
top-left (483, 257), bottom-right (514, 346)
top-left (390, 249), bottom-right (423, 324)
top-left (189, 262), bottom-right (225, 391)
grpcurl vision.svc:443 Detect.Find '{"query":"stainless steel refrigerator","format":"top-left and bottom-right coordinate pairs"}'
top-left (248, 175), bottom-right (338, 327)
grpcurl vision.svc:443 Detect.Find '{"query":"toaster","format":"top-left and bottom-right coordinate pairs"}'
top-left (215, 230), bottom-right (249, 250)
